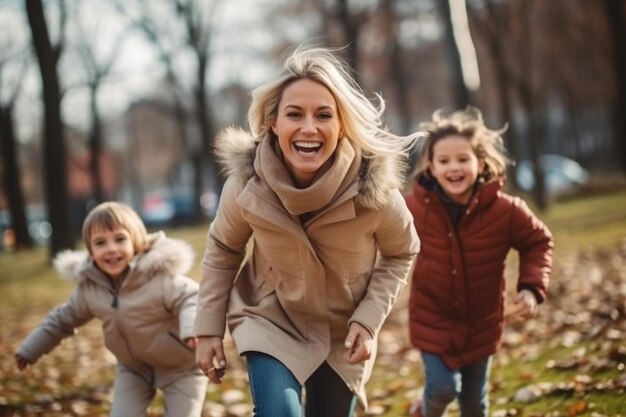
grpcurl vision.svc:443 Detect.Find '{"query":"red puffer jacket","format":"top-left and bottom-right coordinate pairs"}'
top-left (405, 176), bottom-right (553, 368)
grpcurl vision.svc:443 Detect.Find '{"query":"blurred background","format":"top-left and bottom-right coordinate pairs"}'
top-left (1, 0), bottom-right (625, 257)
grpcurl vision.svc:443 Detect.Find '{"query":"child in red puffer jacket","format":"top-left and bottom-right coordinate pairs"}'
top-left (404, 107), bottom-right (553, 417)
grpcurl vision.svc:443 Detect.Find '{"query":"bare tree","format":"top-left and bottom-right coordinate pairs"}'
top-left (25, 0), bottom-right (74, 256)
top-left (310, 0), bottom-right (371, 80)
top-left (437, 0), bottom-right (471, 108)
top-left (469, 0), bottom-right (520, 186)
top-left (379, 0), bottom-right (413, 135)
top-left (119, 0), bottom-right (223, 221)
top-left (71, 5), bottom-right (128, 204)
top-left (0, 55), bottom-right (33, 250)
top-left (174, 0), bottom-right (223, 212)
top-left (519, 0), bottom-right (546, 209)
top-left (604, 0), bottom-right (626, 173)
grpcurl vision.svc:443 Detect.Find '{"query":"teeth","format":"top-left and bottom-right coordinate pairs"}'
top-left (294, 141), bottom-right (321, 149)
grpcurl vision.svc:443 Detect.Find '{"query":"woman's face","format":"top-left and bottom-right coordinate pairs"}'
top-left (272, 78), bottom-right (342, 188)
top-left (429, 134), bottom-right (484, 205)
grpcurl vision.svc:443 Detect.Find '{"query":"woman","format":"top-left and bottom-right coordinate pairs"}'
top-left (194, 46), bottom-right (420, 417)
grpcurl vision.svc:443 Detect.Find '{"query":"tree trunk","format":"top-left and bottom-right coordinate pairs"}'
top-left (479, 1), bottom-right (520, 187)
top-left (0, 105), bottom-right (33, 250)
top-left (89, 83), bottom-right (104, 203)
top-left (438, 0), bottom-right (471, 108)
top-left (381, 0), bottom-right (413, 135)
top-left (521, 0), bottom-right (547, 209)
top-left (25, 0), bottom-right (74, 256)
top-left (194, 52), bottom-right (215, 222)
top-left (604, 0), bottom-right (626, 172)
top-left (336, 0), bottom-right (361, 82)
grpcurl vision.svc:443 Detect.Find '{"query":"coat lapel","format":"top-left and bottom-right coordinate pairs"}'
top-left (238, 177), bottom-right (316, 253)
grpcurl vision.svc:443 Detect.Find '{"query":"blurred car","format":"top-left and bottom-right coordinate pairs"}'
top-left (516, 154), bottom-right (589, 195)
top-left (0, 204), bottom-right (52, 250)
top-left (140, 192), bottom-right (176, 227)
top-left (139, 188), bottom-right (217, 227)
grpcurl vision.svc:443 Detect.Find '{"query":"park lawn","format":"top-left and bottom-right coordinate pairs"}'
top-left (538, 188), bottom-right (626, 253)
top-left (1, 188), bottom-right (625, 416)
top-left (2, 189), bottom-right (624, 304)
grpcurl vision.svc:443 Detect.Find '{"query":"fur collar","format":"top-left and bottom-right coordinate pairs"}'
top-left (214, 127), bottom-right (407, 210)
top-left (53, 231), bottom-right (195, 284)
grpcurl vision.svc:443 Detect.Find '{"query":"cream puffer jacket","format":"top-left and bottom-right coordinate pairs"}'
top-left (16, 232), bottom-right (199, 383)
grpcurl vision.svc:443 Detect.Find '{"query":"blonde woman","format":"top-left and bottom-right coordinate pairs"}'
top-left (194, 46), bottom-right (421, 417)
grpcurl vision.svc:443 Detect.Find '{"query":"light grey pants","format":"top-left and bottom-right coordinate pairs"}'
top-left (110, 364), bottom-right (208, 417)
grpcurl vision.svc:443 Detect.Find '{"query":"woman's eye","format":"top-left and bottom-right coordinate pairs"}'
top-left (286, 112), bottom-right (301, 118)
top-left (318, 113), bottom-right (332, 120)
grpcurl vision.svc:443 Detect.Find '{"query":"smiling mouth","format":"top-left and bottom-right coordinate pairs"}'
top-left (447, 175), bottom-right (465, 183)
top-left (294, 141), bottom-right (322, 154)
top-left (104, 257), bottom-right (123, 266)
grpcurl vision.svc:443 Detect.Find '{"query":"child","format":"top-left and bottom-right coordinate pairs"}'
top-left (15, 201), bottom-right (207, 417)
top-left (404, 107), bottom-right (553, 417)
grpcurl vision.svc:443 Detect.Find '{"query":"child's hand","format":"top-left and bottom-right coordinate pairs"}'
top-left (344, 322), bottom-right (373, 365)
top-left (184, 337), bottom-right (198, 350)
top-left (15, 354), bottom-right (30, 371)
top-left (510, 289), bottom-right (538, 319)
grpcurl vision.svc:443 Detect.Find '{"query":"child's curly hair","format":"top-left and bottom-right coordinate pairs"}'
top-left (412, 106), bottom-right (509, 182)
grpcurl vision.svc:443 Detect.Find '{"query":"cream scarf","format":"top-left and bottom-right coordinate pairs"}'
top-left (254, 137), bottom-right (362, 216)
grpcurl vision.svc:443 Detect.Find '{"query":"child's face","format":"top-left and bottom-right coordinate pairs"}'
top-left (89, 226), bottom-right (135, 280)
top-left (430, 134), bottom-right (485, 205)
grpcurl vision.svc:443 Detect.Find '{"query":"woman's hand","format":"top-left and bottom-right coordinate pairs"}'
top-left (195, 336), bottom-right (227, 383)
top-left (344, 322), bottom-right (373, 365)
top-left (509, 289), bottom-right (538, 319)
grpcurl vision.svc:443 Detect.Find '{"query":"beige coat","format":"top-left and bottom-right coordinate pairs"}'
top-left (17, 233), bottom-right (200, 385)
top-left (195, 128), bottom-right (420, 408)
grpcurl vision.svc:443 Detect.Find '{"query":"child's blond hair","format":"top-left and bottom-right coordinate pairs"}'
top-left (82, 202), bottom-right (149, 255)
top-left (413, 107), bottom-right (509, 182)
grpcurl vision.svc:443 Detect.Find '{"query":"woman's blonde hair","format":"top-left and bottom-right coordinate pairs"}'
top-left (412, 106), bottom-right (509, 181)
top-left (82, 202), bottom-right (148, 255)
top-left (248, 45), bottom-right (420, 159)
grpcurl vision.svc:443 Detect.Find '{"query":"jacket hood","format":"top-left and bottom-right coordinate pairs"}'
top-left (214, 126), bottom-right (408, 210)
top-left (53, 231), bottom-right (195, 284)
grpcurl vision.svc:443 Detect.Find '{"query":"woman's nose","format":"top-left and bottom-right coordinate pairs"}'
top-left (300, 116), bottom-right (317, 134)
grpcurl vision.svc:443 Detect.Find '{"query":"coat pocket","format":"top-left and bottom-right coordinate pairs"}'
top-left (234, 261), bottom-right (274, 306)
top-left (347, 272), bottom-right (370, 306)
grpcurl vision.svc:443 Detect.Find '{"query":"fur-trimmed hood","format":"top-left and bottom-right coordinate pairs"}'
top-left (214, 127), bottom-right (408, 210)
top-left (53, 231), bottom-right (195, 285)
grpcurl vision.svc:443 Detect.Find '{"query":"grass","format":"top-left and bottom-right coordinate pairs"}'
top-left (1, 187), bottom-right (625, 416)
top-left (539, 188), bottom-right (626, 253)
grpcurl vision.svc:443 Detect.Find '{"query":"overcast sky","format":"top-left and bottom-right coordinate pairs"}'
top-left (0, 0), bottom-right (294, 143)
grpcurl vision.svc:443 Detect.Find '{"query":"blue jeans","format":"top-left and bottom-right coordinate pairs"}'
top-left (420, 352), bottom-right (492, 417)
top-left (245, 351), bottom-right (357, 417)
